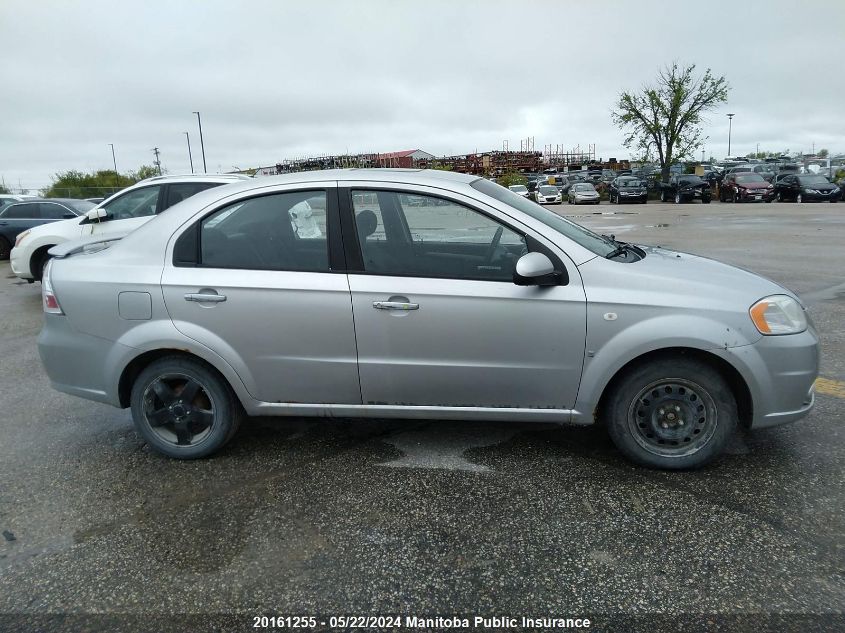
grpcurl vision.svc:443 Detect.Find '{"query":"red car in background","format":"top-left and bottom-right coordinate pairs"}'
top-left (719, 173), bottom-right (775, 203)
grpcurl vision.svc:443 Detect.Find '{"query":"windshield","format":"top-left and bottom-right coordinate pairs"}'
top-left (538, 186), bottom-right (558, 195)
top-left (618, 178), bottom-right (643, 187)
top-left (64, 199), bottom-right (97, 212)
top-left (798, 175), bottom-right (829, 185)
top-left (470, 179), bottom-right (614, 256)
top-left (736, 174), bottom-right (766, 183)
top-left (573, 183), bottom-right (596, 192)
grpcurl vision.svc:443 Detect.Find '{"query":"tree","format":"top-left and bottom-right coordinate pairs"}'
top-left (497, 171), bottom-right (527, 187)
top-left (818, 148), bottom-right (829, 158)
top-left (42, 165), bottom-right (160, 198)
top-left (612, 62), bottom-right (729, 183)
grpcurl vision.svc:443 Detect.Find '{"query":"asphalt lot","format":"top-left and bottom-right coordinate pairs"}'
top-left (1, 200), bottom-right (844, 631)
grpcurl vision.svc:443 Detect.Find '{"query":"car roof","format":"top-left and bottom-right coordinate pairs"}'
top-left (138, 173), bottom-right (253, 184)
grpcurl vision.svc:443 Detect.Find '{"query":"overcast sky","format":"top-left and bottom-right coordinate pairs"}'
top-left (2, 0), bottom-right (843, 190)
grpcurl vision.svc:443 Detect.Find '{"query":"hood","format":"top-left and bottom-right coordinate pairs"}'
top-left (802, 182), bottom-right (837, 191)
top-left (23, 215), bottom-right (84, 238)
top-left (578, 245), bottom-right (796, 347)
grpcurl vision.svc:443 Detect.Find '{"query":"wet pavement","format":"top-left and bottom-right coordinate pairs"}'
top-left (0, 201), bottom-right (843, 630)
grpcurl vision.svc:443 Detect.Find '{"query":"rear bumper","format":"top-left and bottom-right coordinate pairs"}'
top-left (37, 314), bottom-right (126, 407)
top-left (712, 327), bottom-right (819, 430)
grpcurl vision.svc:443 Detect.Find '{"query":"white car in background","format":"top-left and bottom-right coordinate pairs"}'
top-left (508, 184), bottom-right (530, 198)
top-left (10, 174), bottom-right (251, 281)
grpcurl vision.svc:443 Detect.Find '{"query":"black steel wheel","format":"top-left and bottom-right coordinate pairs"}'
top-left (603, 357), bottom-right (737, 469)
top-left (130, 356), bottom-right (243, 459)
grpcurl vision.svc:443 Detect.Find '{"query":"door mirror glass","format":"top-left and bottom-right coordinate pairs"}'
top-left (513, 252), bottom-right (559, 286)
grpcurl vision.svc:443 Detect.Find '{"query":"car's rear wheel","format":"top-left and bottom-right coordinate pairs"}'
top-left (130, 356), bottom-right (243, 459)
top-left (0, 237), bottom-right (10, 260)
top-left (603, 357), bottom-right (737, 469)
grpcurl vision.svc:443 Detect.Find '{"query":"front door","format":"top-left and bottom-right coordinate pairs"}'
top-left (161, 186), bottom-right (361, 405)
top-left (344, 187), bottom-right (586, 409)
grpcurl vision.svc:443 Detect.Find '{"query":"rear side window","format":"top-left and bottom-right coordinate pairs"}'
top-left (164, 182), bottom-right (219, 210)
top-left (198, 191), bottom-right (329, 272)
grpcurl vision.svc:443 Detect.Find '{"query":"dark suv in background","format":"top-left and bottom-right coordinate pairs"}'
top-left (659, 175), bottom-right (712, 204)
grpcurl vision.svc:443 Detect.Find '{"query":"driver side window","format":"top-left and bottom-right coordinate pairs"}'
top-left (102, 185), bottom-right (162, 220)
top-left (352, 190), bottom-right (526, 282)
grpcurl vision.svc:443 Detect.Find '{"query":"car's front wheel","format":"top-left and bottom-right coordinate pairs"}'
top-left (130, 356), bottom-right (243, 459)
top-left (603, 357), bottom-right (737, 469)
top-left (674, 192), bottom-right (682, 204)
top-left (796, 193), bottom-right (803, 203)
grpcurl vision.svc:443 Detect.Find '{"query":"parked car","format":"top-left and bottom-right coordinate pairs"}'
top-left (701, 170), bottom-right (724, 189)
top-left (0, 199), bottom-right (95, 260)
top-left (37, 168), bottom-right (819, 469)
top-left (11, 174), bottom-right (251, 281)
top-left (0, 194), bottom-right (24, 212)
top-left (609, 176), bottom-right (648, 204)
top-left (719, 173), bottom-right (775, 203)
top-left (534, 184), bottom-right (562, 205)
top-left (508, 184), bottom-right (530, 198)
top-left (659, 175), bottom-right (712, 204)
top-left (568, 182), bottom-right (600, 205)
top-left (774, 174), bottom-right (841, 203)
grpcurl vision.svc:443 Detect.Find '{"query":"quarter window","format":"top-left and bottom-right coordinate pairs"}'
top-left (351, 190), bottom-right (526, 281)
top-left (199, 191), bottom-right (329, 272)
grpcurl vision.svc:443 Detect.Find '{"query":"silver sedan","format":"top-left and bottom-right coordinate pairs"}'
top-left (568, 182), bottom-right (601, 205)
top-left (38, 169), bottom-right (819, 469)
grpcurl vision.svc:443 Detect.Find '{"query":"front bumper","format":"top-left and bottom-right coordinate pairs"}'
top-left (712, 326), bottom-right (819, 429)
top-left (739, 189), bottom-right (775, 202)
top-left (802, 191), bottom-right (841, 202)
top-left (572, 196), bottom-right (599, 204)
top-left (9, 247), bottom-right (32, 279)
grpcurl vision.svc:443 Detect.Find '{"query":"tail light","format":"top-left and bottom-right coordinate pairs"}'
top-left (42, 259), bottom-right (64, 315)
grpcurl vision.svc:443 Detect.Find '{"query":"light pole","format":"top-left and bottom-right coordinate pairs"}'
top-left (108, 143), bottom-right (118, 193)
top-left (726, 113), bottom-right (735, 158)
top-left (192, 111), bottom-right (207, 173)
top-left (184, 132), bottom-right (194, 173)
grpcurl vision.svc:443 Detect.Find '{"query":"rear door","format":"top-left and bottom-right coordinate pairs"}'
top-left (342, 184), bottom-right (586, 410)
top-left (161, 183), bottom-right (360, 405)
top-left (0, 203), bottom-right (42, 243)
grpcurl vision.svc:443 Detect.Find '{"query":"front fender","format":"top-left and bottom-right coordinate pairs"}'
top-left (572, 313), bottom-right (758, 423)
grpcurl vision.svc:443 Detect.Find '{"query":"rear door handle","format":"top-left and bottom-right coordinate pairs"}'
top-left (184, 293), bottom-right (227, 303)
top-left (373, 301), bottom-right (419, 311)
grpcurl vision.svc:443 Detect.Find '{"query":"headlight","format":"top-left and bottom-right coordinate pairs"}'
top-left (803, 188), bottom-right (813, 193)
top-left (749, 295), bottom-right (807, 335)
top-left (15, 230), bottom-right (31, 248)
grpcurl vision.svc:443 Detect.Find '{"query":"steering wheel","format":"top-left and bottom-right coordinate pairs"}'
top-left (485, 226), bottom-right (504, 265)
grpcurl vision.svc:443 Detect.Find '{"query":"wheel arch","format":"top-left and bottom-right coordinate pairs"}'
top-left (30, 244), bottom-right (54, 279)
top-left (594, 347), bottom-right (753, 429)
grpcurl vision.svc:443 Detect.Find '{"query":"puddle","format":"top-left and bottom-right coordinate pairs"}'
top-left (380, 424), bottom-right (517, 472)
top-left (646, 223), bottom-right (671, 228)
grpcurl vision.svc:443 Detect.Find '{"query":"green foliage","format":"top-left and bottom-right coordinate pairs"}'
top-left (818, 149), bottom-right (829, 158)
top-left (497, 171), bottom-right (528, 187)
top-left (429, 161), bottom-right (453, 171)
top-left (612, 62), bottom-right (729, 182)
top-left (42, 165), bottom-right (159, 199)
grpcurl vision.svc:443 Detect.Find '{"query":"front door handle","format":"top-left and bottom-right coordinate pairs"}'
top-left (373, 301), bottom-right (419, 311)
top-left (185, 292), bottom-right (227, 303)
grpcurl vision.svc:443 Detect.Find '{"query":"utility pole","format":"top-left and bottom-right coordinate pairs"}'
top-left (726, 113), bottom-right (735, 158)
top-left (192, 111), bottom-right (207, 173)
top-left (152, 147), bottom-right (162, 175)
top-left (108, 143), bottom-right (117, 173)
top-left (184, 132), bottom-right (194, 173)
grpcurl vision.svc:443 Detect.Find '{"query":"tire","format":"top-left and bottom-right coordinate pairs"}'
top-left (0, 236), bottom-right (10, 260)
top-left (660, 190), bottom-right (667, 202)
top-left (674, 192), bottom-right (681, 204)
top-left (130, 355), bottom-right (244, 459)
top-left (776, 192), bottom-right (783, 202)
top-left (702, 197), bottom-right (711, 204)
top-left (796, 193), bottom-right (803, 203)
top-left (603, 357), bottom-right (737, 469)
top-left (732, 191), bottom-right (738, 203)
top-left (32, 250), bottom-right (53, 282)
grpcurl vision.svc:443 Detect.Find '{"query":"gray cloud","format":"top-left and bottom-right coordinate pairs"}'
top-left (2, 0), bottom-right (843, 190)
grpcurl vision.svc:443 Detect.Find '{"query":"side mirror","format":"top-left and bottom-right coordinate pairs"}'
top-left (513, 252), bottom-right (561, 286)
top-left (81, 208), bottom-right (109, 224)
